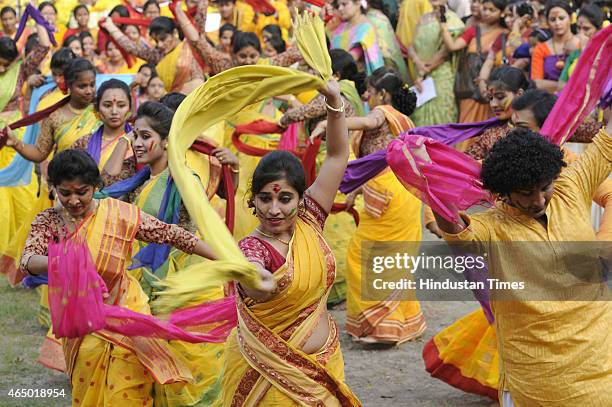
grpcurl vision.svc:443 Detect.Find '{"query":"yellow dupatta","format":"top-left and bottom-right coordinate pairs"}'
top-left (156, 41), bottom-right (193, 92)
top-left (153, 12), bottom-right (332, 312)
top-left (54, 105), bottom-right (100, 152)
top-left (226, 211), bottom-right (361, 405)
top-left (0, 60), bottom-right (22, 112)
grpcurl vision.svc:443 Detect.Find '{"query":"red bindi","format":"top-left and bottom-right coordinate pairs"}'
top-left (272, 183), bottom-right (281, 193)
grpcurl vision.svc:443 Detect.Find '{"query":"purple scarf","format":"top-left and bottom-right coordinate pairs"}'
top-left (15, 5), bottom-right (57, 47)
top-left (340, 118), bottom-right (501, 193)
top-left (87, 123), bottom-right (133, 165)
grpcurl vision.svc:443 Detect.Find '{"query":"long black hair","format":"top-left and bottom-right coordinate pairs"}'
top-left (330, 49), bottom-right (366, 95)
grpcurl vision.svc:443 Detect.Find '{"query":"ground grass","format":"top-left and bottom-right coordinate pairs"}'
top-left (0, 278), bottom-right (71, 406)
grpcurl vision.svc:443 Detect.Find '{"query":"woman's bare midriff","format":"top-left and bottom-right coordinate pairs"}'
top-left (301, 310), bottom-right (332, 354)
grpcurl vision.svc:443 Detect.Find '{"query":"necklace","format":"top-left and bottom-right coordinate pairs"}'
top-left (551, 41), bottom-right (565, 70)
top-left (61, 200), bottom-right (98, 225)
top-left (256, 227), bottom-right (291, 245)
top-left (68, 104), bottom-right (86, 115)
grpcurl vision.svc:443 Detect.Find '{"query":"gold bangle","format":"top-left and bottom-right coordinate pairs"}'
top-left (324, 97), bottom-right (345, 113)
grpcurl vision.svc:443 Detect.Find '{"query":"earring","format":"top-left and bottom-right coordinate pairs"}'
top-left (298, 200), bottom-right (305, 215)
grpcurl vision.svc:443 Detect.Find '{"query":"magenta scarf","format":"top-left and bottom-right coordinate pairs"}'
top-left (48, 237), bottom-right (236, 342)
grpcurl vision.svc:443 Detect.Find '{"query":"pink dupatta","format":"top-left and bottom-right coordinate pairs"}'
top-left (386, 25), bottom-right (611, 222)
top-left (48, 237), bottom-right (236, 342)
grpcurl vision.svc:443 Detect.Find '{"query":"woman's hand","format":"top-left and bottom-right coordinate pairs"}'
top-left (426, 221), bottom-right (443, 239)
top-left (27, 74), bottom-right (45, 88)
top-left (212, 147), bottom-right (239, 170)
top-left (3, 128), bottom-right (22, 150)
top-left (319, 79), bottom-right (342, 107)
top-left (345, 191), bottom-right (358, 210)
top-left (256, 266), bottom-right (276, 293)
top-left (310, 120), bottom-right (327, 142)
top-left (101, 18), bottom-right (119, 34)
top-left (414, 59), bottom-right (430, 78)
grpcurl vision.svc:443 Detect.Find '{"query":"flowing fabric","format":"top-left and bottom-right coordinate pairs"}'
top-left (340, 118), bottom-right (502, 193)
top-left (153, 11), bottom-right (331, 308)
top-left (14, 4), bottom-right (57, 47)
top-left (386, 135), bottom-right (493, 223)
top-left (0, 61), bottom-right (22, 113)
top-left (46, 202), bottom-right (237, 343)
top-left (541, 25), bottom-right (612, 145)
top-left (330, 21), bottom-right (384, 75)
top-left (422, 308), bottom-right (499, 400)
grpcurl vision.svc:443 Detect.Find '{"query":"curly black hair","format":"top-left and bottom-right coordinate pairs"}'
top-left (481, 128), bottom-right (566, 195)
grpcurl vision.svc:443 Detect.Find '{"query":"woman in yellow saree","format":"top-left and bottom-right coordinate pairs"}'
top-left (102, 16), bottom-right (205, 95)
top-left (71, 79), bottom-right (135, 182)
top-left (313, 67), bottom-right (426, 345)
top-left (101, 101), bottom-right (239, 406)
top-left (225, 80), bottom-right (361, 406)
top-left (5, 58), bottom-right (99, 164)
top-left (19, 149), bottom-right (240, 407)
top-left (277, 49), bottom-right (366, 306)
top-left (0, 21), bottom-right (52, 283)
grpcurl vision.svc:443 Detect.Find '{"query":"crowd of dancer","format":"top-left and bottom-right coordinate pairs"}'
top-left (0, 0), bottom-right (610, 405)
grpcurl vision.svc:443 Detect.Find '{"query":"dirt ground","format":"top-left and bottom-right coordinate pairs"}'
top-left (332, 300), bottom-right (494, 407)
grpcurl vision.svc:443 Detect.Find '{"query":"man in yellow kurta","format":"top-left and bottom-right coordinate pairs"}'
top-left (434, 124), bottom-right (612, 406)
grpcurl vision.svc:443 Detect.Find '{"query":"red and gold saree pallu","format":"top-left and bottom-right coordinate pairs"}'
top-left (224, 210), bottom-right (362, 406)
top-left (60, 199), bottom-right (193, 389)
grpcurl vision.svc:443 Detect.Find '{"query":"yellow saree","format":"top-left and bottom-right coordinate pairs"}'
top-left (33, 105), bottom-right (100, 324)
top-left (131, 169), bottom-right (226, 407)
top-left (346, 107), bottom-right (427, 343)
top-left (54, 105), bottom-right (100, 152)
top-left (156, 41), bottom-right (200, 94)
top-left (61, 199), bottom-right (193, 406)
top-left (224, 204), bottom-right (361, 406)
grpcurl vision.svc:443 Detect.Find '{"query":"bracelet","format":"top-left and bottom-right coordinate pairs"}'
top-left (324, 97), bottom-right (345, 113)
top-left (230, 166), bottom-right (240, 173)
